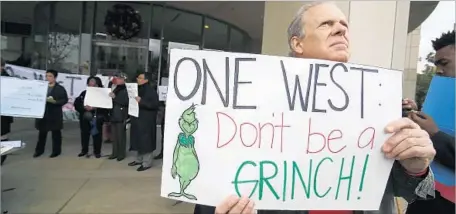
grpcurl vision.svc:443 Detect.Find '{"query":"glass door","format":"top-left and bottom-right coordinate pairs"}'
top-left (92, 41), bottom-right (148, 82)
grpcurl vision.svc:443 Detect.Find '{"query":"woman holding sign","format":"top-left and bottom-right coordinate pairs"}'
top-left (74, 76), bottom-right (109, 158)
top-left (34, 69), bottom-right (68, 158)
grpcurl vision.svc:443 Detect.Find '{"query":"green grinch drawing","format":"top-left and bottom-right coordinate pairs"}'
top-left (168, 104), bottom-right (200, 200)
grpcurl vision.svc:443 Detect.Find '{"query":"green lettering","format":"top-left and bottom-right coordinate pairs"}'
top-left (232, 161), bottom-right (259, 198)
top-left (335, 155), bottom-right (356, 201)
top-left (291, 160), bottom-right (313, 199)
top-left (357, 154), bottom-right (370, 199)
top-left (282, 161), bottom-right (288, 201)
top-left (259, 160), bottom-right (280, 200)
top-left (314, 157), bottom-right (333, 198)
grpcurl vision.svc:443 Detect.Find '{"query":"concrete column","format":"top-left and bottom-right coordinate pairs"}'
top-left (261, 1), bottom-right (413, 96)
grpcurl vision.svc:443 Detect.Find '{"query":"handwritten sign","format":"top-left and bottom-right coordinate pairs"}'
top-left (4, 64), bottom-right (110, 121)
top-left (1, 76), bottom-right (48, 118)
top-left (84, 87), bottom-right (112, 109)
top-left (158, 85), bottom-right (168, 101)
top-left (126, 83), bottom-right (139, 117)
top-left (1, 140), bottom-right (24, 155)
top-left (160, 50), bottom-right (403, 210)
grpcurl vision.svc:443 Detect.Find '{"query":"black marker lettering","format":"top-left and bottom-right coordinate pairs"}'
top-left (311, 63), bottom-right (328, 113)
top-left (280, 60), bottom-right (313, 111)
top-left (65, 76), bottom-right (81, 96)
top-left (201, 57), bottom-right (229, 107)
top-left (173, 57), bottom-right (202, 101)
top-left (233, 58), bottom-right (256, 109)
top-left (328, 63), bottom-right (349, 111)
top-left (350, 67), bottom-right (379, 119)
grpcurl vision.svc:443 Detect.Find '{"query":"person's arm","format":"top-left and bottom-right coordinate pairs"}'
top-left (113, 89), bottom-right (129, 107)
top-left (391, 161), bottom-right (435, 203)
top-left (431, 131), bottom-right (455, 170)
top-left (53, 86), bottom-right (69, 106)
top-left (73, 91), bottom-right (85, 114)
top-left (138, 87), bottom-right (159, 110)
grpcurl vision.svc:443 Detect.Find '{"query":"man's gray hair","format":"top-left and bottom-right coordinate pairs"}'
top-left (287, 1), bottom-right (334, 56)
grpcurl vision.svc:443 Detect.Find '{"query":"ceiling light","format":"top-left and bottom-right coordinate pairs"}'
top-left (204, 25), bottom-right (209, 29)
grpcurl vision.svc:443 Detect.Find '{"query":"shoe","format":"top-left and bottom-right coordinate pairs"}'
top-left (137, 165), bottom-right (151, 171)
top-left (33, 152), bottom-right (43, 158)
top-left (128, 161), bottom-right (141, 166)
top-left (154, 154), bottom-right (163, 160)
top-left (94, 154), bottom-right (101, 158)
top-left (117, 157), bottom-right (125, 161)
top-left (78, 152), bottom-right (87, 157)
top-left (108, 155), bottom-right (117, 159)
top-left (49, 153), bottom-right (60, 158)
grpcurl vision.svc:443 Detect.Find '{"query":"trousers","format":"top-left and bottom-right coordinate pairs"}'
top-left (35, 130), bottom-right (62, 155)
top-left (110, 122), bottom-right (126, 159)
top-left (136, 152), bottom-right (153, 167)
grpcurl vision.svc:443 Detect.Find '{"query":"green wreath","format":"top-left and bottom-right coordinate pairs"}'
top-left (104, 4), bottom-right (142, 40)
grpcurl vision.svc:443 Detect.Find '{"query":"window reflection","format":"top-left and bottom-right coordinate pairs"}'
top-left (204, 18), bottom-right (228, 50)
top-left (230, 28), bottom-right (245, 53)
top-left (163, 7), bottom-right (202, 46)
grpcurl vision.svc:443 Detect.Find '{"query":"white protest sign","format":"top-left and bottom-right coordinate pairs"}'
top-left (84, 87), bottom-right (112, 109)
top-left (126, 83), bottom-right (139, 117)
top-left (158, 85), bottom-right (168, 101)
top-left (1, 140), bottom-right (23, 155)
top-left (1, 76), bottom-right (48, 118)
top-left (160, 49), bottom-right (402, 210)
top-left (4, 64), bottom-right (110, 121)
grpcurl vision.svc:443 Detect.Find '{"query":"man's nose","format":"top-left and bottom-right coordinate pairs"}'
top-left (332, 23), bottom-right (347, 36)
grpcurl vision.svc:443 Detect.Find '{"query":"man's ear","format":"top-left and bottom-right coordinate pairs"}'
top-left (290, 36), bottom-right (304, 55)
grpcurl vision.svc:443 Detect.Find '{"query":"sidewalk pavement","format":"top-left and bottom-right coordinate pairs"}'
top-left (1, 118), bottom-right (194, 213)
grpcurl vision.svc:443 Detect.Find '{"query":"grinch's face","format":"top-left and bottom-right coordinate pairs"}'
top-left (179, 105), bottom-right (198, 136)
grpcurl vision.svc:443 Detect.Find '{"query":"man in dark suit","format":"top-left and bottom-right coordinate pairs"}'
top-left (34, 69), bottom-right (69, 158)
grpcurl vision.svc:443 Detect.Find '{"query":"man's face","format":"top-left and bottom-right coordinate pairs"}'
top-left (46, 72), bottom-right (56, 83)
top-left (291, 3), bottom-right (350, 62)
top-left (435, 45), bottom-right (455, 77)
top-left (136, 74), bottom-right (148, 85)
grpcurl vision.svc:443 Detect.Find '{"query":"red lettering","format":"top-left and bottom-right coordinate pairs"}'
top-left (327, 130), bottom-right (346, 153)
top-left (306, 118), bottom-right (326, 154)
top-left (240, 123), bottom-right (258, 147)
top-left (357, 127), bottom-right (375, 150)
top-left (306, 118), bottom-right (346, 154)
top-left (216, 112), bottom-right (237, 148)
top-left (258, 122), bottom-right (275, 149)
top-left (275, 113), bottom-right (291, 153)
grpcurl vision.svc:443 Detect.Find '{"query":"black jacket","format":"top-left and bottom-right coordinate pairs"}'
top-left (110, 84), bottom-right (129, 123)
top-left (130, 84), bottom-right (159, 154)
top-left (74, 90), bottom-right (109, 126)
top-left (35, 83), bottom-right (68, 131)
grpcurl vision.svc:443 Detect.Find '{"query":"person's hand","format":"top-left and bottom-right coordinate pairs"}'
top-left (84, 105), bottom-right (93, 111)
top-left (46, 96), bottom-right (56, 103)
top-left (402, 98), bottom-right (418, 111)
top-left (109, 92), bottom-right (115, 98)
top-left (135, 96), bottom-right (141, 103)
top-left (409, 111), bottom-right (439, 136)
top-left (215, 195), bottom-right (255, 214)
top-left (382, 118), bottom-right (436, 174)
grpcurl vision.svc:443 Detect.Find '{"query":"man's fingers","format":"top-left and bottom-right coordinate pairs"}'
top-left (215, 195), bottom-right (239, 214)
top-left (383, 128), bottom-right (419, 153)
top-left (228, 197), bottom-right (250, 214)
top-left (395, 144), bottom-right (433, 160)
top-left (241, 200), bottom-right (255, 214)
top-left (384, 118), bottom-right (420, 133)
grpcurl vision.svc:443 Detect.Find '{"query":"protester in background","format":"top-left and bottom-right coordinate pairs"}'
top-left (195, 2), bottom-right (436, 214)
top-left (405, 30), bottom-right (455, 214)
top-left (1, 59), bottom-right (14, 164)
top-left (128, 72), bottom-right (159, 171)
top-left (34, 69), bottom-right (69, 158)
top-left (74, 76), bottom-right (109, 158)
top-left (108, 73), bottom-right (129, 161)
top-left (103, 80), bottom-right (114, 144)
